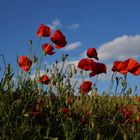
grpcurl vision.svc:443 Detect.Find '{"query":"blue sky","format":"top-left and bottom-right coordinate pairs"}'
top-left (0, 0), bottom-right (140, 94)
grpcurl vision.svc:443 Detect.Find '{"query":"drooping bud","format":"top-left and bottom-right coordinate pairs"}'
top-left (73, 68), bottom-right (77, 74)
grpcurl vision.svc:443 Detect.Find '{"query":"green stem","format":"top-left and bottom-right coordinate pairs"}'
top-left (0, 54), bottom-right (7, 73)
top-left (29, 44), bottom-right (32, 59)
top-left (93, 75), bottom-right (98, 90)
top-left (83, 71), bottom-right (87, 81)
top-left (108, 72), bottom-right (116, 95)
top-left (38, 52), bottom-right (44, 77)
top-left (34, 37), bottom-right (41, 56)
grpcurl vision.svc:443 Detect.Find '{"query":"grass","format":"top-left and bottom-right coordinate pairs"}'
top-left (0, 58), bottom-right (140, 140)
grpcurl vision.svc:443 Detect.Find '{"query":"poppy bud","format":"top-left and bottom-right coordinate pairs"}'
top-left (28, 40), bottom-right (32, 46)
top-left (73, 68), bottom-right (77, 74)
top-left (55, 60), bottom-right (58, 64)
top-left (80, 70), bottom-right (83, 75)
top-left (62, 54), bottom-right (65, 62)
top-left (121, 80), bottom-right (126, 88)
top-left (127, 88), bottom-right (132, 95)
top-left (69, 72), bottom-right (73, 78)
top-left (32, 56), bottom-right (38, 63)
top-left (45, 68), bottom-right (49, 73)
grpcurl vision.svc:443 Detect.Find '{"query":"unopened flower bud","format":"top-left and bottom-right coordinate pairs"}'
top-left (80, 70), bottom-right (83, 75)
top-left (69, 72), bottom-right (73, 78)
top-left (121, 80), bottom-right (126, 88)
top-left (45, 68), bottom-right (49, 73)
top-left (32, 56), bottom-right (38, 63)
top-left (73, 68), bottom-right (77, 74)
top-left (56, 60), bottom-right (58, 64)
top-left (62, 54), bottom-right (65, 62)
top-left (28, 40), bottom-right (32, 46)
top-left (65, 54), bottom-right (69, 57)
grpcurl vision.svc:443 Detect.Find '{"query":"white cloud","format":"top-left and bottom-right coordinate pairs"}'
top-left (65, 60), bottom-right (79, 66)
top-left (80, 50), bottom-right (86, 58)
top-left (64, 41), bottom-right (82, 51)
top-left (67, 23), bottom-right (80, 29)
top-left (48, 19), bottom-right (61, 30)
top-left (98, 35), bottom-right (140, 62)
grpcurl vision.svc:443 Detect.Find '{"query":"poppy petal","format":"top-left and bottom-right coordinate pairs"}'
top-left (37, 24), bottom-right (51, 37)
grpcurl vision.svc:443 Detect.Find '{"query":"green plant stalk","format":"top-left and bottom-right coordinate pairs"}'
top-left (0, 54), bottom-right (7, 74)
top-left (108, 72), bottom-right (116, 95)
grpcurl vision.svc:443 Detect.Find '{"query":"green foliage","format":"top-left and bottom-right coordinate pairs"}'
top-left (0, 60), bottom-right (140, 139)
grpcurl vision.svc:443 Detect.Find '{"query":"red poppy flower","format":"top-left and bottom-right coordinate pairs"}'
top-left (50, 29), bottom-right (67, 49)
top-left (129, 65), bottom-right (140, 76)
top-left (119, 106), bottom-right (133, 119)
top-left (80, 81), bottom-right (92, 94)
top-left (126, 58), bottom-right (139, 70)
top-left (127, 58), bottom-right (140, 75)
top-left (87, 48), bottom-right (99, 60)
top-left (42, 43), bottom-right (55, 55)
top-left (37, 24), bottom-right (51, 37)
top-left (18, 55), bottom-right (32, 71)
top-left (78, 58), bottom-right (96, 71)
top-left (38, 75), bottom-right (50, 85)
top-left (89, 62), bottom-right (107, 77)
top-left (60, 107), bottom-right (69, 114)
top-left (112, 58), bottom-right (140, 75)
top-left (112, 61), bottom-right (128, 74)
